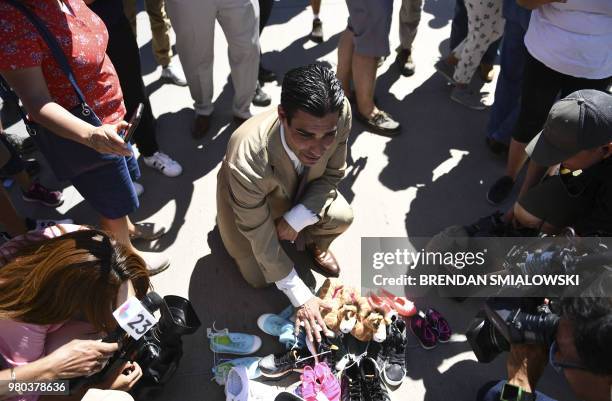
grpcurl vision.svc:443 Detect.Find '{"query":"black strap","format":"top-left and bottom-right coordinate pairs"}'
top-left (4, 0), bottom-right (88, 105)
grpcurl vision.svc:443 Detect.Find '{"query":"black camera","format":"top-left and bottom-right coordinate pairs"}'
top-left (71, 292), bottom-right (201, 397)
top-left (466, 297), bottom-right (559, 363)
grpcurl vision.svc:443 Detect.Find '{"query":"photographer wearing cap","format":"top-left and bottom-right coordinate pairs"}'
top-left (0, 225), bottom-right (150, 401)
top-left (477, 297), bottom-right (612, 401)
top-left (510, 90), bottom-right (612, 236)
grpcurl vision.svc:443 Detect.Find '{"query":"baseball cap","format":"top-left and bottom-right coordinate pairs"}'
top-left (525, 89), bottom-right (612, 167)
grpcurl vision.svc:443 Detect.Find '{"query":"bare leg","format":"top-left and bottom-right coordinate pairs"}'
top-left (352, 52), bottom-right (378, 117)
top-left (99, 215), bottom-right (136, 251)
top-left (505, 138), bottom-right (529, 180)
top-left (336, 28), bottom-right (354, 97)
top-left (0, 187), bottom-right (27, 236)
top-left (310, 0), bottom-right (321, 15)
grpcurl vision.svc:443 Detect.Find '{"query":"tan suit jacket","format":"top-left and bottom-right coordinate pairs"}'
top-left (216, 98), bottom-right (352, 284)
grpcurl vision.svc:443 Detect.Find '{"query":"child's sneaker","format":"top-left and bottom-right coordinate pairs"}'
top-left (22, 182), bottom-right (63, 207)
top-left (410, 311), bottom-right (438, 350)
top-left (425, 308), bottom-right (452, 343)
top-left (212, 356), bottom-right (261, 385)
top-left (208, 328), bottom-right (262, 355)
top-left (299, 366), bottom-right (320, 401)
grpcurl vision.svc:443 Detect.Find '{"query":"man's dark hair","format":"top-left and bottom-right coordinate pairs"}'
top-left (560, 297), bottom-right (612, 375)
top-left (280, 64), bottom-right (345, 124)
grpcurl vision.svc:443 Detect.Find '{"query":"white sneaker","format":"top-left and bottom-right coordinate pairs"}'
top-left (225, 366), bottom-right (281, 401)
top-left (133, 182), bottom-right (144, 197)
top-left (161, 62), bottom-right (187, 86)
top-left (143, 152), bottom-right (183, 177)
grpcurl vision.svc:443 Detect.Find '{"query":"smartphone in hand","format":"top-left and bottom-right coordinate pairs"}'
top-left (121, 103), bottom-right (144, 144)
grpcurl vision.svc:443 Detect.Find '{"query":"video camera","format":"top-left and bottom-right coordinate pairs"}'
top-left (71, 292), bottom-right (201, 397)
top-left (466, 297), bottom-right (560, 363)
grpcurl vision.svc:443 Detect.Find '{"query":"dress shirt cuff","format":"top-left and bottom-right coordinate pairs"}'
top-left (283, 204), bottom-right (320, 233)
top-left (275, 268), bottom-right (313, 307)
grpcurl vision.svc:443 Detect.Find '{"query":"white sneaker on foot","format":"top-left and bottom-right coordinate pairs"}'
top-left (143, 152), bottom-right (183, 177)
top-left (161, 62), bottom-right (187, 86)
top-left (133, 182), bottom-right (144, 197)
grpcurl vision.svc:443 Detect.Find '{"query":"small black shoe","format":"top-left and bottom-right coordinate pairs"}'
top-left (396, 48), bottom-right (415, 77)
top-left (382, 317), bottom-right (407, 387)
top-left (486, 175), bottom-right (514, 205)
top-left (258, 347), bottom-right (312, 378)
top-left (252, 82), bottom-right (272, 107)
top-left (259, 64), bottom-right (277, 83)
top-left (310, 18), bottom-right (323, 43)
top-left (341, 360), bottom-right (364, 401)
top-left (360, 358), bottom-right (390, 401)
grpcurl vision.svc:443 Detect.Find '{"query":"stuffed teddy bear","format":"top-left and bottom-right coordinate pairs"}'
top-left (317, 279), bottom-right (388, 342)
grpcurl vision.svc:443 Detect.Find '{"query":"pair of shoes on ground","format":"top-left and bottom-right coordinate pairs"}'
top-left (225, 365), bottom-right (284, 401)
top-left (257, 312), bottom-right (303, 349)
top-left (300, 362), bottom-right (340, 401)
top-left (341, 357), bottom-right (390, 401)
top-left (434, 58), bottom-right (490, 110)
top-left (368, 289), bottom-right (417, 318)
top-left (133, 151), bottom-right (183, 198)
top-left (210, 328), bottom-right (263, 356)
top-left (410, 309), bottom-right (451, 350)
top-left (368, 315), bottom-right (408, 387)
top-left (214, 357), bottom-right (262, 386)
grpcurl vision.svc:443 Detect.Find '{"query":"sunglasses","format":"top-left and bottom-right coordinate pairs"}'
top-left (549, 341), bottom-right (588, 373)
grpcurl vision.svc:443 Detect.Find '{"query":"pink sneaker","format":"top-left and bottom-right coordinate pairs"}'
top-left (300, 366), bottom-right (320, 401)
top-left (314, 363), bottom-right (340, 401)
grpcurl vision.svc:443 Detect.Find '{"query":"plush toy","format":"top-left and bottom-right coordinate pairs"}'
top-left (351, 311), bottom-right (387, 343)
top-left (317, 278), bottom-right (347, 332)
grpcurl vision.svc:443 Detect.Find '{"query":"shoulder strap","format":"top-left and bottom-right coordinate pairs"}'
top-left (4, 0), bottom-right (88, 105)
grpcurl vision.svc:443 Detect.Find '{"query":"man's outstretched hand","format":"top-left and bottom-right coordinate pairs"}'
top-left (294, 297), bottom-right (333, 343)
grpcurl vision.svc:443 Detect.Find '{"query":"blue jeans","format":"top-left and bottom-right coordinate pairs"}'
top-left (477, 380), bottom-right (558, 401)
top-left (449, 0), bottom-right (500, 65)
top-left (486, 19), bottom-right (527, 144)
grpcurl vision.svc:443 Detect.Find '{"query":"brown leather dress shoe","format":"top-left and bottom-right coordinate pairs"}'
top-left (192, 114), bottom-right (211, 139)
top-left (307, 244), bottom-right (340, 277)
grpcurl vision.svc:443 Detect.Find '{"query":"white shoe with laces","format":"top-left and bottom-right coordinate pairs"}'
top-left (225, 366), bottom-right (281, 401)
top-left (161, 62), bottom-right (187, 86)
top-left (143, 151), bottom-right (183, 177)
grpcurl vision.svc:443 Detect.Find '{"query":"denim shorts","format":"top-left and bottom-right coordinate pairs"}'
top-left (71, 147), bottom-right (140, 220)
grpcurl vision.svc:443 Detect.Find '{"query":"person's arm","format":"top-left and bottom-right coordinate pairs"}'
top-left (516, 0), bottom-right (566, 10)
top-left (0, 67), bottom-right (131, 157)
top-left (299, 99), bottom-right (352, 216)
top-left (0, 340), bottom-right (119, 400)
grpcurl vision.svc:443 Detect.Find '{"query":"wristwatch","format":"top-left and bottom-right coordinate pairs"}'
top-left (500, 383), bottom-right (535, 401)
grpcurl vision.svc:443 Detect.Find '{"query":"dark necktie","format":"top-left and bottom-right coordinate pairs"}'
top-left (293, 166), bottom-right (310, 251)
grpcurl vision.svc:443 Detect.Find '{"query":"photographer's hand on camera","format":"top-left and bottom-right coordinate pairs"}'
top-left (506, 344), bottom-right (548, 393)
top-left (103, 361), bottom-right (143, 391)
top-left (86, 122), bottom-right (132, 157)
top-left (294, 297), bottom-right (333, 343)
top-left (46, 339), bottom-right (119, 379)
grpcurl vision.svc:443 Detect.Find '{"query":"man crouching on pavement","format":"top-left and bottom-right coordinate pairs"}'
top-left (216, 64), bottom-right (353, 342)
